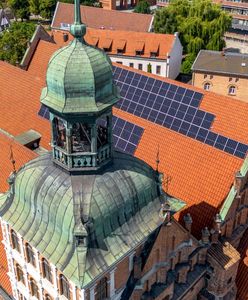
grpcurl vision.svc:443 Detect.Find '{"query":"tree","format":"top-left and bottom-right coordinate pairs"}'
top-left (60, 0), bottom-right (100, 7)
top-left (0, 22), bottom-right (35, 65)
top-left (154, 0), bottom-right (232, 73)
top-left (7, 0), bottom-right (30, 20)
top-left (39, 0), bottom-right (56, 19)
top-left (134, 0), bottom-right (150, 14)
top-left (29, 0), bottom-right (40, 15)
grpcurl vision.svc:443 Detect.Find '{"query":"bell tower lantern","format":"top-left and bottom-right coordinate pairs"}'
top-left (40, 0), bottom-right (119, 172)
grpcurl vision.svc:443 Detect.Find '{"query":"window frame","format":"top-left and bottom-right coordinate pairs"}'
top-left (95, 277), bottom-right (108, 300)
top-left (228, 85), bottom-right (236, 95)
top-left (25, 243), bottom-right (36, 267)
top-left (16, 264), bottom-right (25, 284)
top-left (203, 82), bottom-right (211, 91)
top-left (60, 275), bottom-right (70, 300)
top-left (41, 258), bottom-right (53, 283)
top-left (30, 278), bottom-right (39, 299)
top-left (11, 230), bottom-right (20, 252)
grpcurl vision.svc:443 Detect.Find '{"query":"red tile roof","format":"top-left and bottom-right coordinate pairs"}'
top-left (52, 2), bottom-right (153, 32)
top-left (0, 225), bottom-right (12, 296)
top-left (2, 38), bottom-right (247, 236)
top-left (237, 228), bottom-right (248, 300)
top-left (51, 29), bottom-right (175, 60)
top-left (0, 132), bottom-right (37, 192)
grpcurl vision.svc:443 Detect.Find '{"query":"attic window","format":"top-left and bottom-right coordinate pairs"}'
top-left (150, 44), bottom-right (159, 58)
top-left (102, 38), bottom-right (112, 52)
top-left (135, 41), bottom-right (145, 56)
top-left (116, 39), bottom-right (126, 55)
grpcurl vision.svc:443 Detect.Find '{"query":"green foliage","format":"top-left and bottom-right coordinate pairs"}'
top-left (154, 0), bottom-right (232, 73)
top-left (8, 0), bottom-right (30, 20)
top-left (0, 21), bottom-right (35, 65)
top-left (39, 0), bottom-right (56, 19)
top-left (59, 0), bottom-right (100, 7)
top-left (134, 0), bottom-right (150, 14)
top-left (29, 0), bottom-right (40, 15)
top-left (147, 63), bottom-right (152, 73)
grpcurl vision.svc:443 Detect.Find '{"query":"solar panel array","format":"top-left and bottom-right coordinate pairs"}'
top-left (38, 105), bottom-right (144, 155)
top-left (113, 66), bottom-right (248, 159)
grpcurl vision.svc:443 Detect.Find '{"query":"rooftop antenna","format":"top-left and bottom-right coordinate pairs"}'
top-left (9, 145), bottom-right (16, 173)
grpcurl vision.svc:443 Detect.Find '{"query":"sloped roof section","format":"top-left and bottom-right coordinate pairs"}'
top-left (0, 151), bottom-right (184, 288)
top-left (52, 2), bottom-right (153, 32)
top-left (192, 50), bottom-right (248, 77)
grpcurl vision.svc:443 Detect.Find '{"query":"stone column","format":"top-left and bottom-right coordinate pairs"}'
top-left (51, 264), bottom-right (59, 300)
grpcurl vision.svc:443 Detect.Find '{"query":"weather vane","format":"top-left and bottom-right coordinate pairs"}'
top-left (9, 145), bottom-right (16, 173)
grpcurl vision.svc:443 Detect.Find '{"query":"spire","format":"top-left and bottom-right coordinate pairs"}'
top-left (70, 0), bottom-right (86, 39)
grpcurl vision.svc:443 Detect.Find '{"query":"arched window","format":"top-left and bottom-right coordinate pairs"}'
top-left (60, 275), bottom-right (70, 299)
top-left (41, 258), bottom-right (52, 283)
top-left (30, 278), bottom-right (39, 299)
top-left (203, 82), bottom-right (211, 91)
top-left (16, 264), bottom-right (25, 284)
top-left (95, 277), bottom-right (108, 300)
top-left (11, 230), bottom-right (20, 252)
top-left (228, 85), bottom-right (236, 95)
top-left (45, 294), bottom-right (52, 300)
top-left (72, 123), bottom-right (91, 152)
top-left (53, 117), bottom-right (66, 149)
top-left (25, 243), bottom-right (36, 267)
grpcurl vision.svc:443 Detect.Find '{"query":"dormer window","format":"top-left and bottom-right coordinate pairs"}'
top-left (150, 51), bottom-right (157, 58)
top-left (135, 41), bottom-right (145, 56)
top-left (102, 38), bottom-right (112, 52)
top-left (150, 44), bottom-right (159, 58)
top-left (116, 39), bottom-right (126, 55)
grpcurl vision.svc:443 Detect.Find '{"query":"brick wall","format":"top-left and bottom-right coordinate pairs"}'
top-left (192, 72), bottom-right (248, 103)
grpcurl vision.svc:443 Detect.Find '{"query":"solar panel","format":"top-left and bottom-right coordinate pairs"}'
top-left (38, 105), bottom-right (144, 156)
top-left (113, 66), bottom-right (248, 159)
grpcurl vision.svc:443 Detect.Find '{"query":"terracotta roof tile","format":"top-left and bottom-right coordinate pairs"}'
top-left (0, 132), bottom-right (37, 192)
top-left (0, 38), bottom-right (247, 239)
top-left (52, 29), bottom-right (175, 60)
top-left (52, 2), bottom-right (153, 32)
top-left (0, 225), bottom-right (12, 295)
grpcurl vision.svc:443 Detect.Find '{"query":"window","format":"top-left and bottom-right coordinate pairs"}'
top-left (60, 275), bottom-right (70, 299)
top-left (16, 264), bottom-right (25, 284)
top-left (11, 230), bottom-right (20, 252)
top-left (138, 64), bottom-right (143, 70)
top-left (41, 258), bottom-right (52, 283)
top-left (136, 50), bottom-right (144, 56)
top-left (95, 277), bottom-right (108, 300)
top-left (30, 278), bottom-right (39, 299)
top-left (117, 49), bottom-right (124, 54)
top-left (72, 123), bottom-right (91, 153)
top-left (156, 65), bottom-right (161, 75)
top-left (129, 63), bottom-right (134, 68)
top-left (26, 244), bottom-right (36, 267)
top-left (204, 82), bottom-right (211, 91)
top-left (45, 294), bottom-right (52, 300)
top-left (116, 61), bottom-right (123, 65)
top-left (53, 117), bottom-right (66, 150)
top-left (228, 85), bottom-right (236, 95)
top-left (150, 51), bottom-right (157, 58)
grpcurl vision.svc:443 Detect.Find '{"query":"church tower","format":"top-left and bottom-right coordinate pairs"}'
top-left (41, 0), bottom-right (119, 172)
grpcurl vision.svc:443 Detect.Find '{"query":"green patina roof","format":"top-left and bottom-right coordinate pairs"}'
top-left (219, 156), bottom-right (248, 220)
top-left (0, 151), bottom-right (185, 288)
top-left (41, 37), bottom-right (119, 114)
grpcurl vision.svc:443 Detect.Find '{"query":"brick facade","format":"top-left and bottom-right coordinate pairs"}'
top-left (192, 71), bottom-right (248, 103)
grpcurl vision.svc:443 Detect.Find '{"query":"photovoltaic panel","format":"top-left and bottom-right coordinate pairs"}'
top-left (38, 105), bottom-right (144, 156)
top-left (113, 66), bottom-right (248, 159)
